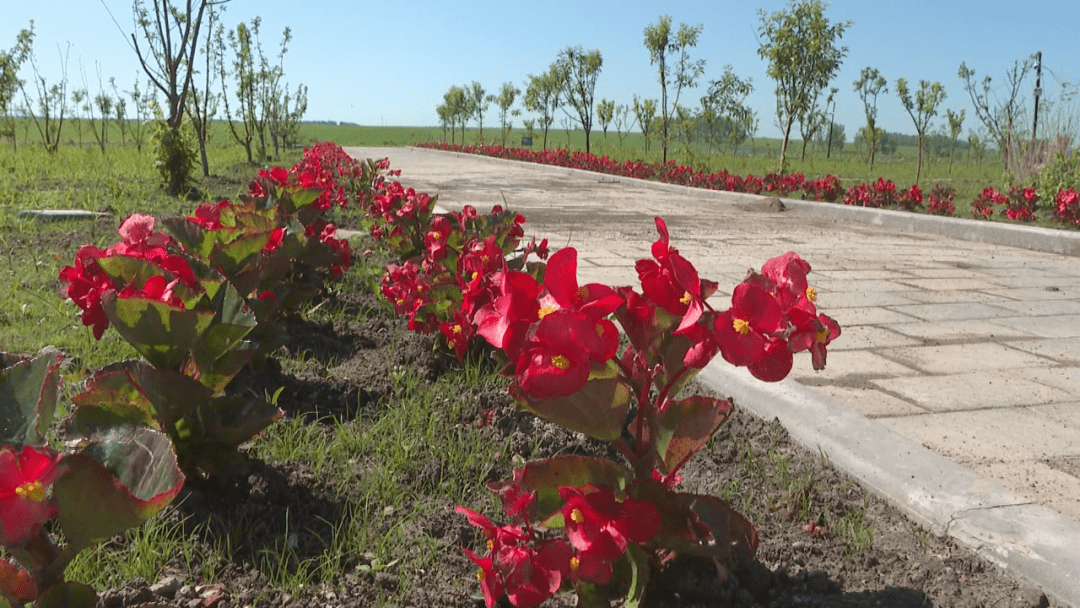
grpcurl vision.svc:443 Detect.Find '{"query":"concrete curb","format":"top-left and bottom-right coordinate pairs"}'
top-left (696, 361), bottom-right (1080, 606)
top-left (406, 146), bottom-right (1080, 258)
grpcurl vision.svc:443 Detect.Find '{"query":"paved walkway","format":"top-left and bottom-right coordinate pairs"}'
top-left (344, 146), bottom-right (1080, 605)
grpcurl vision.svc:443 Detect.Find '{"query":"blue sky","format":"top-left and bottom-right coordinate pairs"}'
top-left (3, 0), bottom-right (1078, 141)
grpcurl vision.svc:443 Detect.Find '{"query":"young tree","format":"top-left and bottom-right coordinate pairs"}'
top-left (468, 81), bottom-right (488, 140)
top-left (853, 66), bottom-right (886, 168)
top-left (612, 103), bottom-right (630, 146)
top-left (81, 64), bottom-right (113, 152)
top-left (220, 18), bottom-right (257, 163)
top-left (187, 0), bottom-right (223, 176)
top-left (817, 122), bottom-right (845, 153)
top-left (19, 28), bottom-right (70, 154)
top-left (71, 87), bottom-right (86, 146)
top-left (555, 46), bottom-right (602, 153)
top-left (131, 0), bottom-right (220, 193)
top-left (958, 56), bottom-right (1036, 169)
top-left (632, 95), bottom-right (657, 153)
top-left (0, 26), bottom-right (34, 152)
top-left (524, 66), bottom-right (562, 150)
top-left (491, 81), bottom-right (519, 146)
top-left (945, 108), bottom-right (965, 173)
top-left (127, 77), bottom-right (155, 152)
top-left (757, 0), bottom-right (851, 171)
top-left (699, 66), bottom-right (755, 155)
top-left (442, 84), bottom-right (468, 144)
top-left (643, 16), bottom-right (705, 163)
top-left (596, 98), bottom-right (615, 139)
top-left (798, 99), bottom-right (827, 160)
top-left (896, 78), bottom-right (946, 185)
top-left (111, 79), bottom-right (129, 145)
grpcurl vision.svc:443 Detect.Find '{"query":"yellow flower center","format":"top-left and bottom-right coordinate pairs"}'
top-left (15, 481), bottom-right (45, 502)
top-left (570, 556), bottom-right (580, 571)
top-left (477, 569), bottom-right (486, 582)
top-left (447, 340), bottom-right (456, 350)
top-left (551, 355), bottom-right (570, 370)
top-left (395, 298), bottom-right (405, 307)
top-left (427, 230), bottom-right (442, 241)
top-left (733, 318), bottom-right (750, 335)
top-left (538, 306), bottom-right (556, 319)
top-left (679, 291), bottom-right (692, 305)
top-left (486, 539), bottom-right (494, 551)
top-left (806, 287), bottom-right (817, 303)
top-left (578, 286), bottom-right (589, 300)
top-left (570, 508), bottom-right (585, 523)
top-left (481, 255), bottom-right (489, 263)
top-left (453, 325), bottom-right (463, 334)
top-left (594, 323), bottom-right (605, 338)
top-left (471, 271), bottom-right (479, 281)
top-left (816, 326), bottom-right (830, 343)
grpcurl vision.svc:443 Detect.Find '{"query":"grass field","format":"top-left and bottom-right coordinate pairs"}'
top-left (3, 118), bottom-right (1071, 230)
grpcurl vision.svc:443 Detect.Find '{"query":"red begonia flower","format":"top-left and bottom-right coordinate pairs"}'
top-left (462, 547), bottom-right (503, 608)
top-left (515, 310), bottom-right (595, 399)
top-left (0, 446), bottom-right (62, 548)
top-left (714, 282), bottom-right (785, 369)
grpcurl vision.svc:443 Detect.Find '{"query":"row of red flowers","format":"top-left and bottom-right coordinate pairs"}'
top-left (359, 147), bottom-right (842, 606)
top-left (415, 142), bottom-right (1080, 227)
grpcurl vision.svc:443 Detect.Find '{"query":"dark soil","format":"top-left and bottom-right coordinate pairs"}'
top-left (87, 291), bottom-right (1055, 608)
top-left (13, 219), bottom-right (1057, 608)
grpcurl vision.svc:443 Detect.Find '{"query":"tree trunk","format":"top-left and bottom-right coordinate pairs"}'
top-left (916, 134), bottom-right (924, 185)
top-left (779, 114), bottom-right (795, 173)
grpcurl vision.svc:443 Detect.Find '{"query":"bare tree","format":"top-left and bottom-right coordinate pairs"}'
top-left (0, 25), bottom-right (33, 152)
top-left (186, 0), bottom-right (223, 175)
top-left (853, 66), bottom-right (887, 168)
top-left (19, 25), bottom-right (71, 154)
top-left (958, 56), bottom-right (1036, 170)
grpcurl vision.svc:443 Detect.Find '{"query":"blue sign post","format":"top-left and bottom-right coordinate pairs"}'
top-left (521, 136), bottom-right (533, 147)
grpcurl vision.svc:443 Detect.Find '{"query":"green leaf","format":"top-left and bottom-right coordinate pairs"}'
top-left (610, 543), bottom-right (651, 608)
top-left (681, 493), bottom-right (759, 564)
top-left (650, 332), bottom-right (700, 396)
top-left (54, 426), bottom-right (184, 551)
top-left (655, 396), bottom-right (732, 474)
top-left (70, 361), bottom-right (212, 438)
top-left (36, 581), bottom-right (97, 608)
top-left (102, 292), bottom-right (215, 370)
top-left (0, 351), bottom-right (61, 448)
top-left (491, 455), bottom-right (633, 526)
top-left (198, 395), bottom-right (283, 448)
top-left (511, 375), bottom-right (631, 442)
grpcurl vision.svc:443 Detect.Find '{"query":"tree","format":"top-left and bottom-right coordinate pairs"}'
top-left (468, 81), bottom-right (488, 140)
top-left (220, 18), bottom-right (258, 163)
top-left (643, 16), bottom-right (705, 163)
top-left (968, 131), bottom-right (986, 166)
top-left (596, 98), bottom-right (615, 139)
top-left (131, 0), bottom-right (221, 193)
top-left (958, 57), bottom-right (1036, 169)
top-left (699, 66), bottom-right (755, 155)
top-left (71, 87), bottom-right (86, 146)
top-left (757, 0), bottom-right (851, 171)
top-left (853, 66), bottom-right (887, 168)
top-left (19, 26), bottom-right (71, 154)
top-left (0, 25), bottom-right (33, 152)
top-left (555, 46), bottom-right (602, 153)
top-left (816, 122), bottom-right (845, 153)
top-left (186, 0), bottom-right (222, 176)
top-left (492, 81), bottom-right (519, 146)
top-left (632, 95), bottom-right (657, 153)
top-left (441, 84), bottom-right (468, 144)
top-left (896, 78), bottom-right (946, 185)
top-left (612, 103), bottom-right (630, 146)
top-left (797, 97), bottom-right (827, 160)
top-left (945, 108), bottom-right (965, 173)
top-left (524, 66), bottom-right (562, 150)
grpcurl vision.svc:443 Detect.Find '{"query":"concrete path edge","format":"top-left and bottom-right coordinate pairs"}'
top-left (696, 361), bottom-right (1080, 606)
top-left (405, 146), bottom-right (1080, 258)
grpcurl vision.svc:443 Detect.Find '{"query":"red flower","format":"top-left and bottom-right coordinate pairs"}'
top-left (258, 166), bottom-right (290, 187)
top-left (462, 547), bottom-right (504, 608)
top-left (714, 282), bottom-right (793, 381)
top-left (760, 252), bottom-right (812, 312)
top-left (59, 244), bottom-right (111, 339)
top-left (557, 485), bottom-right (660, 566)
top-left (636, 217), bottom-right (714, 332)
top-left (439, 310), bottom-right (475, 360)
top-left (515, 309), bottom-right (595, 399)
top-left (262, 228), bottom-right (285, 254)
top-left (0, 446), bottom-right (62, 548)
top-left (473, 270), bottom-right (540, 361)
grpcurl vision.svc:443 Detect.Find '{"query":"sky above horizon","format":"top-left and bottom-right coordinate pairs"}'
top-left (3, 1), bottom-right (1078, 142)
